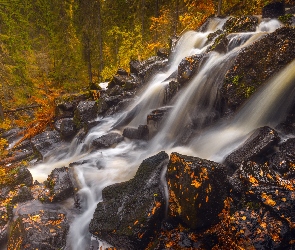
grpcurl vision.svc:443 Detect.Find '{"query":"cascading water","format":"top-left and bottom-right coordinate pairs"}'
top-left (25, 17), bottom-right (295, 250)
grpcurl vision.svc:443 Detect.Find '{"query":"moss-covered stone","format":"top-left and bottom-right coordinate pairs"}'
top-left (222, 26), bottom-right (295, 111)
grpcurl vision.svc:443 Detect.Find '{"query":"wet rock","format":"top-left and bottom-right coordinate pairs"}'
top-left (117, 68), bottom-right (128, 76)
top-left (11, 186), bottom-right (33, 204)
top-left (222, 27), bottom-right (295, 111)
top-left (222, 16), bottom-right (258, 33)
top-left (147, 107), bottom-right (172, 137)
top-left (157, 48), bottom-right (169, 58)
top-left (224, 126), bottom-right (280, 170)
top-left (262, 1), bottom-right (285, 18)
top-left (92, 132), bottom-right (124, 149)
top-left (0, 127), bottom-right (22, 144)
top-left (106, 85), bottom-right (123, 96)
top-left (108, 74), bottom-right (131, 88)
top-left (59, 118), bottom-right (77, 138)
top-left (123, 125), bottom-right (149, 140)
top-left (55, 101), bottom-right (75, 120)
top-left (105, 99), bottom-right (133, 116)
top-left (178, 54), bottom-right (204, 84)
top-left (104, 95), bottom-right (123, 106)
top-left (89, 151), bottom-right (169, 250)
top-left (7, 210), bottom-right (69, 250)
top-left (129, 56), bottom-right (167, 80)
top-left (74, 101), bottom-right (98, 128)
top-left (167, 152), bottom-right (228, 230)
top-left (164, 79), bottom-right (181, 104)
top-left (225, 206), bottom-right (289, 249)
top-left (31, 130), bottom-right (62, 158)
top-left (207, 16), bottom-right (259, 54)
top-left (96, 98), bottom-right (109, 115)
top-left (39, 167), bottom-right (74, 203)
top-left (270, 138), bottom-right (295, 177)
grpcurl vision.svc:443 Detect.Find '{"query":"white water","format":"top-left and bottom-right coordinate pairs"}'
top-left (26, 18), bottom-right (295, 250)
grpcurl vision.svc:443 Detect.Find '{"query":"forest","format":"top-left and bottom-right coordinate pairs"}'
top-left (0, 0), bottom-right (276, 119)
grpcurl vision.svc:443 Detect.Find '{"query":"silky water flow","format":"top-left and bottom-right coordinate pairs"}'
top-left (26, 18), bottom-right (295, 250)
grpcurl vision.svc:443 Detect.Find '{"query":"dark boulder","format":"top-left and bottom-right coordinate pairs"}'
top-left (157, 48), bottom-right (169, 59)
top-left (123, 125), bottom-right (149, 140)
top-left (104, 95), bottom-right (123, 106)
top-left (164, 79), bottom-right (181, 104)
top-left (11, 186), bottom-right (33, 204)
top-left (178, 54), bottom-right (204, 84)
top-left (106, 85), bottom-right (123, 96)
top-left (59, 118), bottom-right (77, 138)
top-left (129, 56), bottom-right (167, 80)
top-left (222, 27), bottom-right (295, 111)
top-left (92, 132), bottom-right (124, 149)
top-left (222, 16), bottom-right (258, 33)
top-left (270, 138), bottom-right (295, 177)
top-left (0, 127), bottom-right (22, 144)
top-left (229, 159), bottom-right (295, 229)
top-left (39, 167), bottom-right (74, 203)
top-left (167, 152), bottom-right (229, 230)
top-left (147, 107), bottom-right (172, 137)
top-left (116, 68), bottom-right (129, 76)
top-left (74, 101), bottom-right (98, 128)
top-left (262, 1), bottom-right (285, 18)
top-left (7, 210), bottom-right (69, 250)
top-left (108, 74), bottom-right (131, 88)
top-left (96, 98), bottom-right (109, 115)
top-left (55, 101), bottom-right (75, 120)
top-left (105, 99), bottom-right (133, 116)
top-left (224, 126), bottom-right (280, 170)
top-left (31, 130), bottom-right (62, 158)
top-left (89, 151), bottom-right (169, 250)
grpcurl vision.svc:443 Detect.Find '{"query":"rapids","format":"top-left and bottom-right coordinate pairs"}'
top-left (27, 18), bottom-right (295, 249)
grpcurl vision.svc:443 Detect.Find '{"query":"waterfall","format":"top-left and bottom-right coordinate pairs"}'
top-left (25, 18), bottom-right (295, 250)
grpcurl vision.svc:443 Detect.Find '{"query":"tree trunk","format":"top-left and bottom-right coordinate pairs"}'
top-left (174, 0), bottom-right (179, 36)
top-left (217, 0), bottom-right (222, 16)
top-left (0, 102), bottom-right (4, 121)
top-left (97, 0), bottom-right (103, 80)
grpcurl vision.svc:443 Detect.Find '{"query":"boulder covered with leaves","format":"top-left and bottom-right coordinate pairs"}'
top-left (7, 210), bottom-right (69, 250)
top-left (89, 151), bottom-right (169, 250)
top-left (167, 152), bottom-right (229, 230)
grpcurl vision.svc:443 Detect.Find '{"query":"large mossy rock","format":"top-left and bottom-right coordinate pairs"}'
top-left (89, 151), bottom-right (169, 250)
top-left (262, 1), bottom-right (285, 18)
top-left (7, 210), bottom-right (69, 250)
top-left (222, 26), bottom-right (295, 111)
top-left (167, 152), bottom-right (228, 230)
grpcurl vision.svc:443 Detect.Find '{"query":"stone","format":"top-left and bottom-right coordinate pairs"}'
top-left (89, 151), bottom-right (169, 250)
top-left (224, 126), bottom-right (280, 170)
top-left (123, 125), bottom-right (149, 140)
top-left (74, 101), bottom-right (98, 128)
top-left (59, 118), bottom-right (77, 138)
top-left (262, 1), bottom-right (285, 18)
top-left (222, 27), bottom-right (295, 111)
top-left (178, 54), bottom-right (204, 84)
top-left (31, 130), bottom-right (62, 158)
top-left (167, 152), bottom-right (228, 230)
top-left (92, 132), bottom-right (124, 149)
top-left (7, 210), bottom-right (69, 250)
top-left (39, 167), bottom-right (74, 203)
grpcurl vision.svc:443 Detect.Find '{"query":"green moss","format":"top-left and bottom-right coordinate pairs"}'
top-left (278, 14), bottom-right (293, 26)
top-left (232, 75), bottom-right (242, 86)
